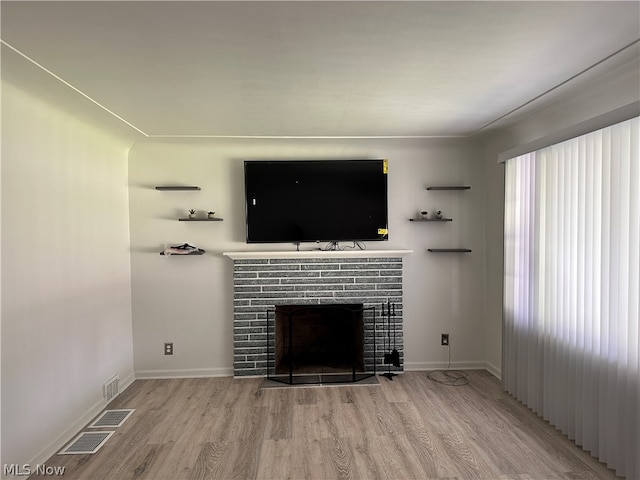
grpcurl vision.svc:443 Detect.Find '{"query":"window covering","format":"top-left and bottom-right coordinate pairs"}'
top-left (503, 117), bottom-right (639, 478)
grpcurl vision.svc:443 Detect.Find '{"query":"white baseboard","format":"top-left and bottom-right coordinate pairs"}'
top-left (484, 361), bottom-right (502, 380)
top-left (404, 360), bottom-right (495, 373)
top-left (135, 364), bottom-right (499, 381)
top-left (116, 371), bottom-right (137, 399)
top-left (13, 371), bottom-right (136, 480)
top-left (24, 401), bottom-right (104, 471)
top-left (135, 367), bottom-right (233, 379)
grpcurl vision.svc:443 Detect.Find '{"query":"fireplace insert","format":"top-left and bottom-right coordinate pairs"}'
top-left (267, 304), bottom-right (377, 385)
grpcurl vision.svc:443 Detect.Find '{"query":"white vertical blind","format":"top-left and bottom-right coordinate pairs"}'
top-left (503, 117), bottom-right (639, 479)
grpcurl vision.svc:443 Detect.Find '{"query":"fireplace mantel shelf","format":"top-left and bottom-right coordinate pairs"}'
top-left (223, 249), bottom-right (413, 260)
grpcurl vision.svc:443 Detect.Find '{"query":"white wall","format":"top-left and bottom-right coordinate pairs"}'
top-left (0, 79), bottom-right (135, 469)
top-left (478, 53), bottom-right (640, 372)
top-left (1, 20), bottom-right (636, 476)
top-left (128, 137), bottom-right (489, 377)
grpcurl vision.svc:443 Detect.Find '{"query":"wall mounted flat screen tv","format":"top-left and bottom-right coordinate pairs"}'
top-left (244, 159), bottom-right (388, 243)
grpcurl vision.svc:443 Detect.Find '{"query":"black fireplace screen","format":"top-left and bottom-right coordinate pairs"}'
top-left (267, 304), bottom-right (377, 385)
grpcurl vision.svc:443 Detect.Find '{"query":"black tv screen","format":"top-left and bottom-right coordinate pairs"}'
top-left (244, 159), bottom-right (388, 243)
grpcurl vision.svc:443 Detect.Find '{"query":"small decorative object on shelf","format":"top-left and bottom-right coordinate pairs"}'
top-left (410, 211), bottom-right (451, 222)
top-left (207, 211), bottom-right (216, 219)
top-left (188, 209), bottom-right (196, 219)
top-left (161, 243), bottom-right (206, 255)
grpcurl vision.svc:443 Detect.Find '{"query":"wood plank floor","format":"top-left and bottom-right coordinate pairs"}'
top-left (31, 371), bottom-right (621, 479)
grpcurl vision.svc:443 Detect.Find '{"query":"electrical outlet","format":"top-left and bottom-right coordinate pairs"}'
top-left (164, 342), bottom-right (173, 355)
top-left (441, 334), bottom-right (449, 346)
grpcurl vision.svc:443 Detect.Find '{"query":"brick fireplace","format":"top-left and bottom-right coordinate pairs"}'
top-left (224, 250), bottom-right (412, 378)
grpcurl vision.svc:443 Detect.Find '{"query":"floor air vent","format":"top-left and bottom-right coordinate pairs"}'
top-left (89, 409), bottom-right (134, 428)
top-left (59, 431), bottom-right (114, 455)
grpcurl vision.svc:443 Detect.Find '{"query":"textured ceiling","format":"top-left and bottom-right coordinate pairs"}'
top-left (2, 1), bottom-right (639, 138)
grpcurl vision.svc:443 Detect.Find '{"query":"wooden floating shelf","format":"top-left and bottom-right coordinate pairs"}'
top-left (428, 248), bottom-right (472, 253)
top-left (409, 218), bottom-right (453, 222)
top-left (178, 218), bottom-right (223, 221)
top-left (155, 185), bottom-right (201, 191)
top-left (426, 186), bottom-right (471, 190)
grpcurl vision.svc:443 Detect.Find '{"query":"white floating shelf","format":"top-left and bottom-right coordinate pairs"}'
top-left (223, 249), bottom-right (413, 260)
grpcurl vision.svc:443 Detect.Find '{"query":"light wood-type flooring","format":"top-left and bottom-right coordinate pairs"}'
top-left (31, 371), bottom-right (621, 479)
